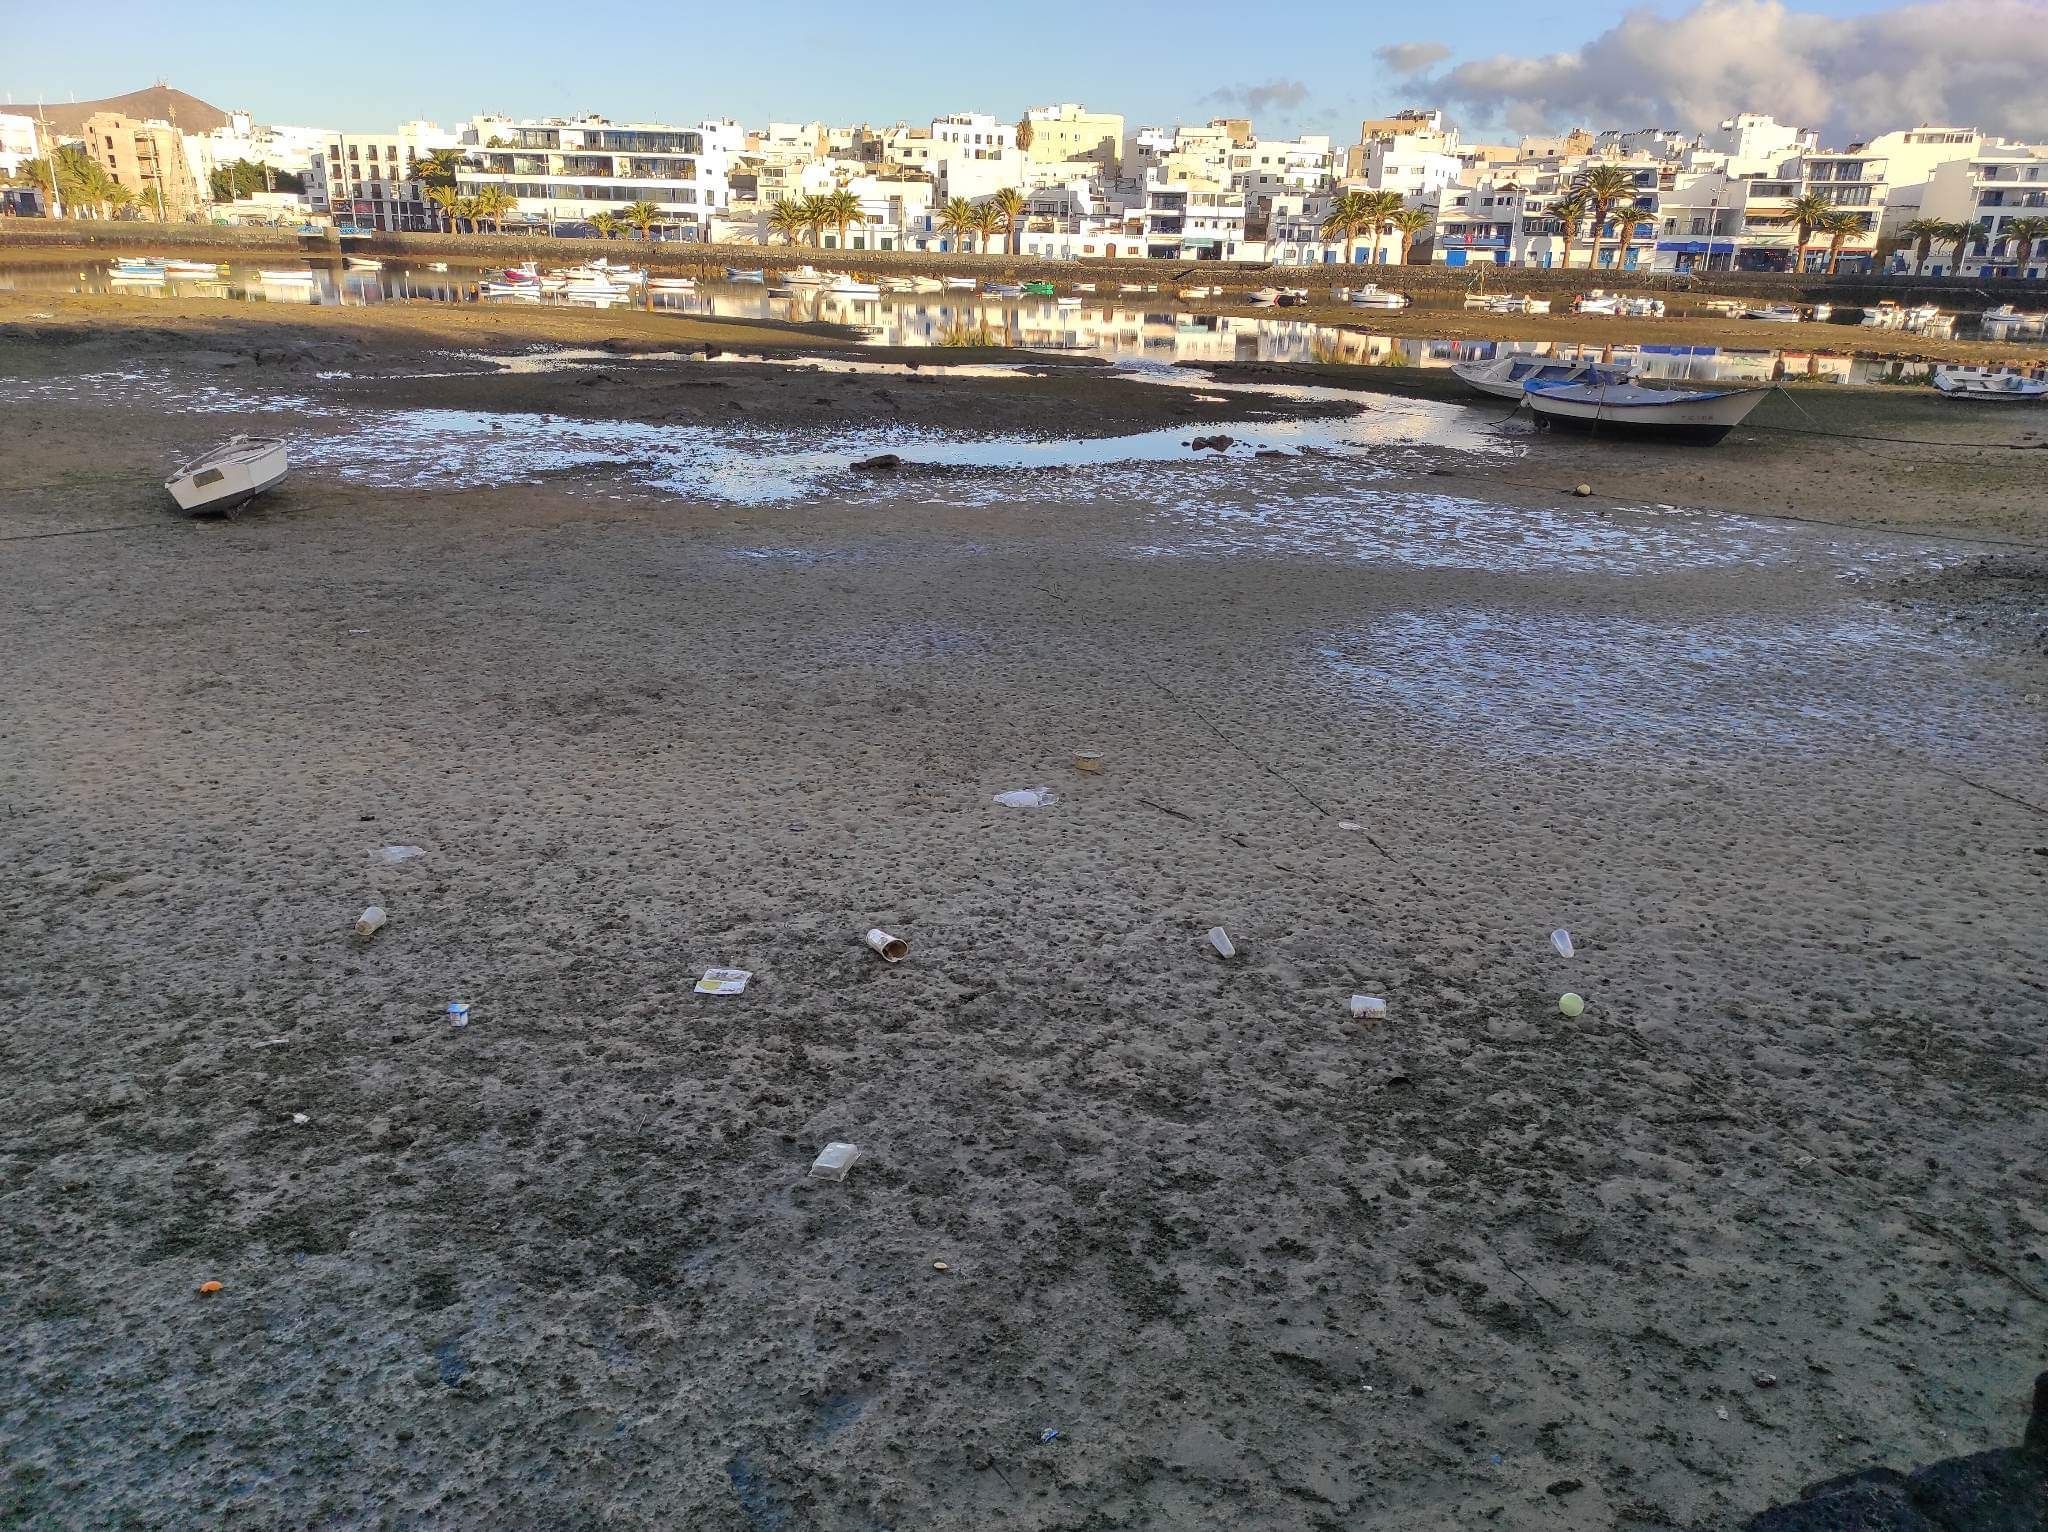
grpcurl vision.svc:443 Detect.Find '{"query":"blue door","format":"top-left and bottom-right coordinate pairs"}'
top-left (1446, 249), bottom-right (1467, 267)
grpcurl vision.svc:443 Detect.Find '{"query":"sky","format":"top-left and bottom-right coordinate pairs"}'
top-left (4, 0), bottom-right (2043, 146)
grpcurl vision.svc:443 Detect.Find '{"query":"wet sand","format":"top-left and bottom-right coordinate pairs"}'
top-left (3, 309), bottom-right (2046, 1530)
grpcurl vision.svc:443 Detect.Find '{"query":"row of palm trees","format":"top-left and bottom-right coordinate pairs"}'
top-left (1896, 214), bottom-right (2048, 275)
top-left (765, 186), bottom-right (1036, 253)
top-left (11, 145), bottom-right (136, 218)
top-left (1316, 190), bottom-right (1432, 265)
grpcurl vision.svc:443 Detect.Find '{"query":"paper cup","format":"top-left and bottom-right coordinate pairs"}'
top-left (1073, 751), bottom-right (1103, 774)
top-left (865, 928), bottom-right (908, 963)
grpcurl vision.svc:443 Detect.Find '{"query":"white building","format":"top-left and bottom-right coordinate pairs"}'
top-left (308, 122), bottom-right (458, 231)
top-left (454, 116), bottom-right (735, 236)
top-left (0, 113), bottom-right (39, 179)
top-left (1908, 141), bottom-right (2048, 277)
top-left (1023, 103), bottom-right (1123, 174)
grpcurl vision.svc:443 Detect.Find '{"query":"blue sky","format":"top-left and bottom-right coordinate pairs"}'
top-left (0, 0), bottom-right (1967, 143)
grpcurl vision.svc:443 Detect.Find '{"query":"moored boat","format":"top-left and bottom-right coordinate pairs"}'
top-left (1451, 354), bottom-right (1637, 401)
top-left (942, 275), bottom-right (977, 290)
top-left (984, 282), bottom-right (1023, 297)
top-left (257, 269), bottom-right (316, 283)
top-left (726, 267), bottom-right (766, 283)
top-left (1350, 285), bottom-right (1408, 310)
top-left (647, 276), bottom-right (698, 291)
top-left (164, 258), bottom-right (224, 276)
top-left (823, 274), bottom-right (880, 298)
top-left (1930, 366), bottom-right (2048, 401)
top-left (1575, 290), bottom-right (1621, 315)
top-left (163, 435), bottom-right (289, 515)
top-left (1523, 379), bottom-right (1768, 443)
top-left (1742, 304), bottom-right (1801, 322)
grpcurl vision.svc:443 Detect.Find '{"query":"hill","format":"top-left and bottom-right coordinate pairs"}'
top-left (24, 85), bottom-right (232, 137)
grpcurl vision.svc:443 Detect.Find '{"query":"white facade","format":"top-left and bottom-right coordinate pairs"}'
top-left (932, 112), bottom-right (1015, 160)
top-left (1023, 103), bottom-right (1123, 174)
top-left (0, 113), bottom-right (38, 178)
top-left (311, 121), bottom-right (458, 231)
top-left (1362, 135), bottom-right (1461, 202)
top-left (455, 116), bottom-right (734, 235)
top-left (1908, 143), bottom-right (2048, 277)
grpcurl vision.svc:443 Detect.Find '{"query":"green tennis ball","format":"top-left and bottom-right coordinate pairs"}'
top-left (1558, 992), bottom-right (1585, 1018)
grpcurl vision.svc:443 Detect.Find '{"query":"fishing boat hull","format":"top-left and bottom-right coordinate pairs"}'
top-left (1524, 381), bottom-right (1768, 443)
top-left (726, 268), bottom-right (766, 283)
top-left (164, 436), bottom-right (288, 515)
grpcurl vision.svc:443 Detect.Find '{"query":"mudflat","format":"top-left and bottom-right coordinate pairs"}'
top-left (2, 297), bottom-right (2045, 1531)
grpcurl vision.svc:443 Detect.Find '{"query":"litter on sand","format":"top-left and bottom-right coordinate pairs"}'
top-left (1551, 928), bottom-right (1575, 958)
top-left (1558, 992), bottom-right (1585, 1018)
top-left (1208, 927), bottom-right (1236, 959)
top-left (290, 1113), bottom-right (309, 1125)
top-left (993, 787), bottom-right (1057, 809)
top-left (1040, 1428), bottom-right (1062, 1444)
top-left (355, 906), bottom-right (387, 938)
top-left (810, 1142), bottom-right (862, 1181)
top-left (197, 1281), bottom-right (223, 1295)
top-left (375, 845), bottom-right (424, 864)
top-left (447, 1002), bottom-right (471, 1027)
top-left (1338, 820), bottom-right (1363, 832)
top-left (1072, 752), bottom-right (1103, 774)
top-left (695, 968), bottom-right (752, 995)
top-left (1350, 994), bottom-right (1388, 1020)
top-left (864, 929), bottom-right (909, 963)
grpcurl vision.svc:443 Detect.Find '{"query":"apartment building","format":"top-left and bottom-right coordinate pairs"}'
top-left (310, 122), bottom-right (457, 231)
top-left (453, 116), bottom-right (735, 235)
top-left (931, 112), bottom-right (1015, 161)
top-left (82, 112), bottom-right (207, 219)
top-left (1434, 164), bottom-right (1658, 268)
top-left (1141, 168), bottom-right (1248, 259)
top-left (1023, 103), bottom-right (1123, 174)
top-left (1911, 142), bottom-right (2048, 277)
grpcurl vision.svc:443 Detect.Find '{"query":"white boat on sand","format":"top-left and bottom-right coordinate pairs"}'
top-left (647, 276), bottom-right (697, 291)
top-left (1523, 379), bottom-right (1769, 443)
top-left (1451, 355), bottom-right (1635, 401)
top-left (164, 435), bottom-right (288, 515)
top-left (1931, 367), bottom-right (2048, 402)
top-left (1742, 304), bottom-right (1801, 322)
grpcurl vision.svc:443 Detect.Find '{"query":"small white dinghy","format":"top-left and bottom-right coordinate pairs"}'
top-left (164, 435), bottom-right (289, 515)
top-left (1931, 367), bottom-right (2048, 402)
top-left (1451, 354), bottom-right (1635, 401)
top-left (1523, 379), bottom-right (1768, 443)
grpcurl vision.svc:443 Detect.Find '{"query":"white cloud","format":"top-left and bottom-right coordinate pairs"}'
top-left (1376, 41), bottom-right (1453, 76)
top-left (1419, 0), bottom-right (2048, 144)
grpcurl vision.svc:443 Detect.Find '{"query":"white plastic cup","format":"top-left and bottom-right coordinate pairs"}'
top-left (355, 906), bottom-right (387, 938)
top-left (1350, 994), bottom-right (1387, 1020)
top-left (1208, 927), bottom-right (1235, 959)
top-left (865, 928), bottom-right (908, 963)
top-left (1551, 928), bottom-right (1575, 959)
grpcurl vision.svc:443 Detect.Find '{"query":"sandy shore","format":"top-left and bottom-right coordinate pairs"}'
top-left (3, 307), bottom-right (2046, 1530)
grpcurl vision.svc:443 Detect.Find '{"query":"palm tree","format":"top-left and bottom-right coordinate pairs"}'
top-left (426, 183), bottom-right (463, 233)
top-left (937, 196), bottom-right (977, 253)
top-left (1787, 191), bottom-right (1835, 272)
top-left (1817, 207), bottom-right (1865, 276)
top-left (2004, 215), bottom-right (2048, 271)
top-left (1574, 164), bottom-right (1644, 271)
top-left (1898, 216), bottom-right (1947, 275)
top-left (623, 199), bottom-right (663, 240)
top-left (767, 198), bottom-right (807, 244)
top-left (1316, 190), bottom-right (1364, 259)
top-left (1352, 190), bottom-right (1403, 263)
top-left (589, 211), bottom-right (623, 239)
top-left (988, 186), bottom-right (1026, 254)
top-left (798, 194), bottom-right (832, 246)
top-left (821, 187), bottom-right (864, 249)
top-left (469, 185), bottom-right (514, 234)
top-left (1386, 206), bottom-right (1431, 266)
top-left (1539, 188), bottom-right (1590, 268)
top-left (1931, 219), bottom-right (1975, 275)
top-left (451, 196), bottom-right (480, 233)
top-left (969, 200), bottom-right (1001, 253)
top-left (412, 148), bottom-right (466, 192)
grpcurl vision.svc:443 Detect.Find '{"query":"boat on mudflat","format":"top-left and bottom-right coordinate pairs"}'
top-left (164, 435), bottom-right (289, 515)
top-left (1451, 355), bottom-right (1636, 401)
top-left (1931, 367), bottom-right (2048, 402)
top-left (1523, 379), bottom-right (1769, 443)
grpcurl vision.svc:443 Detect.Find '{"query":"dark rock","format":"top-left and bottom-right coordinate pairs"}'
top-left (1189, 434), bottom-right (1234, 452)
top-left (1745, 1485), bottom-right (1939, 1531)
top-left (1255, 448), bottom-right (1290, 459)
top-left (1545, 1479), bottom-right (1584, 1496)
top-left (851, 453), bottom-right (904, 470)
